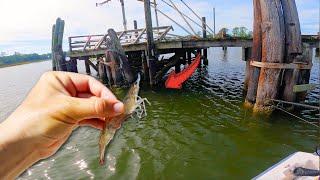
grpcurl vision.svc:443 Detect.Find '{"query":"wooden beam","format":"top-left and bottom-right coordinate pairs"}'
top-left (84, 58), bottom-right (98, 72)
top-left (134, 28), bottom-right (147, 44)
top-left (83, 36), bottom-right (92, 51)
top-left (94, 34), bottom-right (107, 50)
top-left (157, 26), bottom-right (173, 41)
top-left (293, 84), bottom-right (318, 93)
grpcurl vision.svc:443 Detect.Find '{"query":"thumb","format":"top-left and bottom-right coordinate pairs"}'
top-left (68, 96), bottom-right (124, 120)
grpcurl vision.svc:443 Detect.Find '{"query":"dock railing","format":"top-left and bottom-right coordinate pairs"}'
top-left (68, 26), bottom-right (174, 52)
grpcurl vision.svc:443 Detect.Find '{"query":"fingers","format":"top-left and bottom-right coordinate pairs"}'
top-left (78, 118), bottom-right (105, 130)
top-left (53, 72), bottom-right (117, 99)
top-left (44, 71), bottom-right (117, 101)
top-left (68, 96), bottom-right (124, 120)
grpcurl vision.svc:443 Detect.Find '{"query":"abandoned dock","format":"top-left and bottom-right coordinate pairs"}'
top-left (51, 0), bottom-right (319, 113)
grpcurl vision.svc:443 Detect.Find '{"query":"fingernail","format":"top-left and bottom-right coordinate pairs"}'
top-left (113, 102), bottom-right (124, 114)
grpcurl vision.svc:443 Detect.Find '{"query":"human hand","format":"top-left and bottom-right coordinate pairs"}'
top-left (0, 71), bottom-right (124, 178)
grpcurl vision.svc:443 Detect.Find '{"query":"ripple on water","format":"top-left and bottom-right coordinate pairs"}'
top-left (10, 49), bottom-right (319, 179)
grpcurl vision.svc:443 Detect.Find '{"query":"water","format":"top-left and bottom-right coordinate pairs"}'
top-left (0, 48), bottom-right (319, 179)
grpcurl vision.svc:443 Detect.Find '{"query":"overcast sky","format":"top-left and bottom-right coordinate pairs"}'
top-left (0, 0), bottom-right (318, 54)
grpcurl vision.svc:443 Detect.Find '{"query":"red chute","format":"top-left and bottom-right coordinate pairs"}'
top-left (165, 54), bottom-right (201, 89)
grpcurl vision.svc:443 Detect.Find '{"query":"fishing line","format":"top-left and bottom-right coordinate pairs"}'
top-left (273, 104), bottom-right (320, 128)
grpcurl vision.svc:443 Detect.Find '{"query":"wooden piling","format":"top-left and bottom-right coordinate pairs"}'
top-left (144, 0), bottom-right (157, 86)
top-left (97, 57), bottom-right (108, 84)
top-left (243, 47), bottom-right (252, 92)
top-left (197, 49), bottom-right (202, 68)
top-left (68, 58), bottom-right (78, 73)
top-left (175, 51), bottom-right (182, 73)
top-left (134, 20), bottom-right (138, 38)
top-left (182, 51), bottom-right (187, 65)
top-left (106, 29), bottom-right (134, 85)
top-left (246, 0), bottom-right (268, 106)
top-left (202, 17), bottom-right (208, 65)
top-left (253, 0), bottom-right (285, 113)
top-left (52, 18), bottom-right (67, 71)
top-left (296, 43), bottom-right (313, 101)
top-left (187, 50), bottom-right (192, 64)
top-left (281, 0), bottom-right (303, 103)
top-left (84, 57), bottom-right (91, 75)
top-left (142, 51), bottom-right (149, 81)
top-left (51, 25), bottom-right (56, 71)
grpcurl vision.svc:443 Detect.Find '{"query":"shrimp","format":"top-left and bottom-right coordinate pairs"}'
top-left (98, 74), bottom-right (150, 165)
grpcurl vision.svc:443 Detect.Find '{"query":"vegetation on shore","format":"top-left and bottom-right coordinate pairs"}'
top-left (0, 53), bottom-right (51, 68)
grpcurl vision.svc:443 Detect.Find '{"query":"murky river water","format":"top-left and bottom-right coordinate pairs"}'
top-left (0, 48), bottom-right (319, 179)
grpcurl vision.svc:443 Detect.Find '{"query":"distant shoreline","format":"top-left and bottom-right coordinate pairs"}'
top-left (0, 59), bottom-right (50, 69)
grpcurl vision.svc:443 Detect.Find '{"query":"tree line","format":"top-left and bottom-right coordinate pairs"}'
top-left (0, 53), bottom-right (51, 66)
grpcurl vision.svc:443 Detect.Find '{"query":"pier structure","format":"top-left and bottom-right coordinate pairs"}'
top-left (51, 0), bottom-right (319, 113)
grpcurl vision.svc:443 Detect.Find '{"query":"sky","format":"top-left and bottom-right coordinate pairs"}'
top-left (0, 0), bottom-right (318, 55)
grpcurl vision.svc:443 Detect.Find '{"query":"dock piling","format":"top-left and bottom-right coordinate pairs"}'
top-left (84, 57), bottom-right (91, 75)
top-left (187, 50), bottom-right (192, 64)
top-left (144, 0), bottom-right (157, 86)
top-left (202, 17), bottom-right (208, 65)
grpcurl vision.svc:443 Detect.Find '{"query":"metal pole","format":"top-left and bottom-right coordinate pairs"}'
top-left (159, 0), bottom-right (213, 34)
top-left (151, 4), bottom-right (193, 35)
top-left (168, 0), bottom-right (197, 35)
top-left (154, 0), bottom-right (159, 28)
top-left (120, 0), bottom-right (127, 31)
top-left (213, 7), bottom-right (216, 36)
top-left (180, 0), bottom-right (215, 33)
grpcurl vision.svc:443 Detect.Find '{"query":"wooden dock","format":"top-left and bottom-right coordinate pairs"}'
top-left (68, 31), bottom-right (318, 58)
top-left (51, 0), bottom-right (319, 113)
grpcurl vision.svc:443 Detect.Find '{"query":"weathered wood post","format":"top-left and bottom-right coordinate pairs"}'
top-left (141, 51), bottom-right (149, 81)
top-left (202, 17), bottom-right (208, 65)
top-left (296, 43), bottom-right (313, 101)
top-left (243, 47), bottom-right (252, 92)
top-left (281, 0), bottom-right (303, 104)
top-left (52, 18), bottom-right (67, 71)
top-left (69, 58), bottom-right (78, 73)
top-left (253, 0), bottom-right (285, 113)
top-left (134, 20), bottom-right (138, 38)
top-left (84, 57), bottom-right (91, 75)
top-left (175, 51), bottom-right (181, 73)
top-left (51, 25), bottom-right (56, 71)
top-left (182, 51), bottom-right (187, 65)
top-left (187, 50), bottom-right (192, 64)
top-left (105, 29), bottom-right (134, 86)
top-left (197, 49), bottom-right (202, 68)
top-left (144, 0), bottom-right (157, 86)
top-left (246, 0), bottom-right (268, 106)
top-left (98, 56), bottom-right (107, 84)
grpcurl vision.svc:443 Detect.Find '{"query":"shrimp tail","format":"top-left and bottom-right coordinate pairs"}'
top-left (98, 126), bottom-right (116, 166)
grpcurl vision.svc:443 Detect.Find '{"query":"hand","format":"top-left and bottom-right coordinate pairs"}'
top-left (0, 71), bottom-right (124, 178)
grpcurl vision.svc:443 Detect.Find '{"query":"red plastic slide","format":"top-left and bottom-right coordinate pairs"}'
top-left (165, 54), bottom-right (201, 89)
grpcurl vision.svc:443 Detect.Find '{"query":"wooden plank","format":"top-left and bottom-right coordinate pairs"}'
top-left (84, 58), bottom-right (98, 72)
top-left (94, 34), bottom-right (107, 50)
top-left (133, 28), bottom-right (146, 44)
top-left (250, 61), bottom-right (312, 69)
top-left (83, 36), bottom-right (92, 51)
top-left (293, 84), bottom-right (318, 92)
top-left (157, 26), bottom-right (172, 41)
